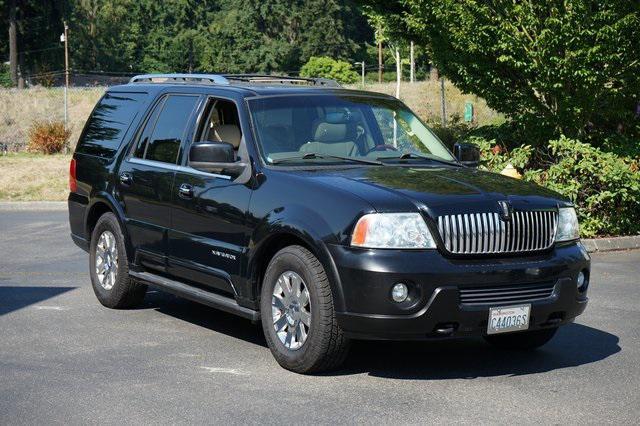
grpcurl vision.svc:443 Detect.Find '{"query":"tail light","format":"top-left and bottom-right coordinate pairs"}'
top-left (69, 158), bottom-right (77, 192)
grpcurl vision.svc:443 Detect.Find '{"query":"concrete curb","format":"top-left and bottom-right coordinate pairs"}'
top-left (0, 201), bottom-right (67, 211)
top-left (582, 236), bottom-right (640, 253)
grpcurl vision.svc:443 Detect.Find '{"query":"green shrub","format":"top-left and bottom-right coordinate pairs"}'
top-left (300, 56), bottom-right (359, 84)
top-left (27, 121), bottom-right (71, 154)
top-left (468, 136), bottom-right (640, 238)
top-left (0, 64), bottom-right (12, 88)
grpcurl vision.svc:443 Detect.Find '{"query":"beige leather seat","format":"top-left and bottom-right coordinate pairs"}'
top-left (300, 120), bottom-right (357, 157)
top-left (208, 124), bottom-right (242, 149)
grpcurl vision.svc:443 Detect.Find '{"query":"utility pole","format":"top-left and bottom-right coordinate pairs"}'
top-left (410, 41), bottom-right (415, 83)
top-left (9, 0), bottom-right (18, 86)
top-left (61, 22), bottom-right (70, 145)
top-left (377, 41), bottom-right (383, 83)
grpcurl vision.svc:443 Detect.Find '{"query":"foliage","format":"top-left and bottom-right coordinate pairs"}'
top-left (300, 57), bottom-right (359, 84)
top-left (0, 63), bottom-right (11, 88)
top-left (27, 121), bottom-right (71, 154)
top-left (468, 135), bottom-right (640, 238)
top-left (359, 0), bottom-right (640, 146)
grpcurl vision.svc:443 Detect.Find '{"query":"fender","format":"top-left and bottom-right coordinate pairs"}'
top-left (246, 204), bottom-right (347, 312)
top-left (84, 191), bottom-right (135, 263)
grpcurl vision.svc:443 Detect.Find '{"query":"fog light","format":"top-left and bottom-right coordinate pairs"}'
top-left (391, 283), bottom-right (409, 303)
top-left (577, 271), bottom-right (586, 290)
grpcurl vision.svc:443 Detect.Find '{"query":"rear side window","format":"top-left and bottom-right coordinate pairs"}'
top-left (134, 95), bottom-right (199, 164)
top-left (76, 92), bottom-right (147, 158)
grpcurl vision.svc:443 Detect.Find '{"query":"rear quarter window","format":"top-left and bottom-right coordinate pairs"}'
top-left (75, 92), bottom-right (147, 158)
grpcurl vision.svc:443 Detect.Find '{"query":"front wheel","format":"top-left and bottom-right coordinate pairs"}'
top-left (483, 327), bottom-right (558, 350)
top-left (260, 245), bottom-right (350, 374)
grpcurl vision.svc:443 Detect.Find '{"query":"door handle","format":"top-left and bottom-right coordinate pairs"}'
top-left (119, 172), bottom-right (133, 186)
top-left (178, 183), bottom-right (193, 198)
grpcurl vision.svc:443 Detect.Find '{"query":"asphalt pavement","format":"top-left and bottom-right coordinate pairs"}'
top-left (1, 208), bottom-right (639, 424)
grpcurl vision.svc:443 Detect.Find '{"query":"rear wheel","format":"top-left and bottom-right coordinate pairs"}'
top-left (89, 213), bottom-right (146, 308)
top-left (260, 245), bottom-right (350, 373)
top-left (484, 327), bottom-right (558, 350)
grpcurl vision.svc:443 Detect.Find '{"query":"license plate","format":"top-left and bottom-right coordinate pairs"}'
top-left (487, 304), bottom-right (531, 335)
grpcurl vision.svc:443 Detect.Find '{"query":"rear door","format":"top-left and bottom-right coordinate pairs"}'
top-left (118, 94), bottom-right (201, 272)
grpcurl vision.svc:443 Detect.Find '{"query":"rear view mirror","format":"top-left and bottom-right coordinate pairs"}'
top-left (189, 141), bottom-right (246, 175)
top-left (453, 142), bottom-right (480, 167)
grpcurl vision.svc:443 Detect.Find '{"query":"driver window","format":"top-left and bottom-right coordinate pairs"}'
top-left (197, 98), bottom-right (242, 152)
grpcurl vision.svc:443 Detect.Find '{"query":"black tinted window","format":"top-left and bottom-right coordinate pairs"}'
top-left (143, 95), bottom-right (199, 164)
top-left (76, 92), bottom-right (147, 158)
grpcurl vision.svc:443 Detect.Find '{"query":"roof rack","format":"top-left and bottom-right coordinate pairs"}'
top-left (128, 73), bottom-right (341, 88)
top-left (223, 74), bottom-right (341, 87)
top-left (129, 74), bottom-right (230, 85)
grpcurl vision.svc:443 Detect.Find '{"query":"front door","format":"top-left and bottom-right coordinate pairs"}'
top-left (118, 94), bottom-right (201, 272)
top-left (167, 97), bottom-right (253, 296)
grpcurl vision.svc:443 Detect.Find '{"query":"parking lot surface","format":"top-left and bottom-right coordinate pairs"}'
top-left (1, 208), bottom-right (639, 424)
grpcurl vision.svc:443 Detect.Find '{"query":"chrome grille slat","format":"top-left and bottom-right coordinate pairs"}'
top-left (459, 282), bottom-right (555, 306)
top-left (437, 210), bottom-right (557, 255)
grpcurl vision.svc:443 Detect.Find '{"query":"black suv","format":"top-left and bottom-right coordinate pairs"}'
top-left (69, 73), bottom-right (590, 373)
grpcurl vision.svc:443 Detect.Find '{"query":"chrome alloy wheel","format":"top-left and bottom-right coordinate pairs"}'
top-left (95, 230), bottom-right (118, 290)
top-left (271, 271), bottom-right (311, 350)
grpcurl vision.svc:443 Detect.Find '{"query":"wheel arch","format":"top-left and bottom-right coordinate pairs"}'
top-left (247, 224), bottom-right (346, 313)
top-left (84, 192), bottom-right (134, 262)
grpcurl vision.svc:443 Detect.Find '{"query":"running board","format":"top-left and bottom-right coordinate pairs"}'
top-left (130, 271), bottom-right (259, 321)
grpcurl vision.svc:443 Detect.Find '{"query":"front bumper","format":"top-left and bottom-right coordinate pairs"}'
top-left (329, 242), bottom-right (590, 340)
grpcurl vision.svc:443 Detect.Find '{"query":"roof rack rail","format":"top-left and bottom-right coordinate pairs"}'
top-left (223, 74), bottom-right (341, 87)
top-left (129, 73), bottom-right (229, 85)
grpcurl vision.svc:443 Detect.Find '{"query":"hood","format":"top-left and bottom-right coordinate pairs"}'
top-left (289, 165), bottom-right (568, 216)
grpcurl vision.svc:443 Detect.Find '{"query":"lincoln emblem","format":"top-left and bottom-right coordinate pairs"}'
top-left (498, 201), bottom-right (512, 221)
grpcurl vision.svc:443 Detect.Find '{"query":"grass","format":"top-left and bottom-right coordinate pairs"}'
top-left (0, 152), bottom-right (71, 201)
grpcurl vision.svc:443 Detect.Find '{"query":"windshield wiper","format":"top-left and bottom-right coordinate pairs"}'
top-left (377, 152), bottom-right (462, 167)
top-left (270, 152), bottom-right (383, 165)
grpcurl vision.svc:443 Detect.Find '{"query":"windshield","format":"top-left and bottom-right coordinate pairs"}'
top-left (247, 94), bottom-right (455, 165)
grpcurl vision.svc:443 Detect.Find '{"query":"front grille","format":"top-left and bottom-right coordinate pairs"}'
top-left (459, 282), bottom-right (556, 306)
top-left (436, 210), bottom-right (557, 255)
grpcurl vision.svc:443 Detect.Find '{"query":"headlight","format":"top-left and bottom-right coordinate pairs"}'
top-left (351, 213), bottom-right (436, 249)
top-left (556, 207), bottom-right (580, 242)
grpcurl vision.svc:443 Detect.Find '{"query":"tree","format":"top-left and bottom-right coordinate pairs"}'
top-left (299, 56), bottom-right (359, 83)
top-left (360, 0), bottom-right (640, 143)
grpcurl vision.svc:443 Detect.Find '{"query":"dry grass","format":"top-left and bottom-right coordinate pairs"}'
top-left (347, 80), bottom-right (504, 127)
top-left (0, 87), bottom-right (104, 152)
top-left (0, 152), bottom-right (71, 201)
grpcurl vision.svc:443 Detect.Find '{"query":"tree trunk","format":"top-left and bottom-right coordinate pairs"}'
top-left (410, 41), bottom-right (415, 83)
top-left (9, 0), bottom-right (18, 86)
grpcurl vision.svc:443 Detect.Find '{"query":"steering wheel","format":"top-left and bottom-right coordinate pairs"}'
top-left (364, 144), bottom-right (399, 156)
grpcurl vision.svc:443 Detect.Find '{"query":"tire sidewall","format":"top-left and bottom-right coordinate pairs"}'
top-left (260, 247), bottom-right (325, 369)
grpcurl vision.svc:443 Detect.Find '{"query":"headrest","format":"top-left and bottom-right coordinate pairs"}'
top-left (313, 122), bottom-right (347, 143)
top-left (212, 124), bottom-right (241, 148)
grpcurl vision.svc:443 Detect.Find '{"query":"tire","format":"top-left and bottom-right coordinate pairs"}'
top-left (89, 212), bottom-right (146, 309)
top-left (484, 327), bottom-right (558, 350)
top-left (260, 245), bottom-right (350, 374)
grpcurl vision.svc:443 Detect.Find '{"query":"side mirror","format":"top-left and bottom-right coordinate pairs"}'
top-left (189, 141), bottom-right (246, 175)
top-left (453, 142), bottom-right (480, 167)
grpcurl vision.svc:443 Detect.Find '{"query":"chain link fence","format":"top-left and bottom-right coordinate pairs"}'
top-left (0, 73), bottom-right (132, 153)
